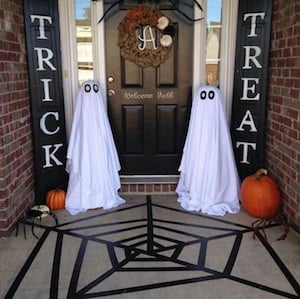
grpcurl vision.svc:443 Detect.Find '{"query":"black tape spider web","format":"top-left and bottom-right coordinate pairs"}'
top-left (5, 195), bottom-right (300, 298)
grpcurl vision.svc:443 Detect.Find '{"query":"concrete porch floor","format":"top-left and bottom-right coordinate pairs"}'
top-left (0, 195), bottom-right (299, 299)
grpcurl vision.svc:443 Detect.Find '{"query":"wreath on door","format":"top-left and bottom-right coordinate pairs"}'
top-left (118, 5), bottom-right (175, 68)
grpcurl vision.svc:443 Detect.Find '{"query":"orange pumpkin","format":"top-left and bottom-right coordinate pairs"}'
top-left (46, 189), bottom-right (66, 210)
top-left (241, 168), bottom-right (281, 218)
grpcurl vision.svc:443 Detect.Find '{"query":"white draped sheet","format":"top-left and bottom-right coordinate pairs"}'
top-left (65, 80), bottom-right (125, 215)
top-left (176, 86), bottom-right (240, 216)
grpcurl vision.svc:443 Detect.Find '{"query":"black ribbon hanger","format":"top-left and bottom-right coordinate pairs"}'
top-left (94, 0), bottom-right (204, 24)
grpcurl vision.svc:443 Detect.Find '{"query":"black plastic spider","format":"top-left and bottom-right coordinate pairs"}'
top-left (16, 206), bottom-right (58, 239)
top-left (251, 213), bottom-right (290, 242)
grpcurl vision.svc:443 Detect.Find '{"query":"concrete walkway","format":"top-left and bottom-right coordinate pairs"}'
top-left (1, 195), bottom-right (299, 298)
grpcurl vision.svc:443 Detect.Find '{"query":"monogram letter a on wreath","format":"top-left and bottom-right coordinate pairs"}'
top-left (118, 5), bottom-right (176, 68)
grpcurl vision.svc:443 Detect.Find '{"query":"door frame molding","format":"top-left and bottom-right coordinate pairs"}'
top-left (220, 0), bottom-right (239, 121)
top-left (59, 0), bottom-right (238, 137)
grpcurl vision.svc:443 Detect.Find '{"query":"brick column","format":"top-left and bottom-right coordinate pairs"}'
top-left (267, 0), bottom-right (300, 231)
top-left (0, 0), bottom-right (34, 236)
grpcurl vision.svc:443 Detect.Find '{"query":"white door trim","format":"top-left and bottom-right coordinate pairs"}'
top-left (58, 0), bottom-right (78, 138)
top-left (220, 0), bottom-right (238, 122)
top-left (193, 0), bottom-right (206, 96)
top-left (92, 1), bottom-right (107, 109)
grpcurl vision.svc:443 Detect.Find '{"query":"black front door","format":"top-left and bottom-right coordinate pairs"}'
top-left (105, 1), bottom-right (193, 174)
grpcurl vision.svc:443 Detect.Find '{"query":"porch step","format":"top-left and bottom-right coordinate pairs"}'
top-left (120, 175), bottom-right (179, 195)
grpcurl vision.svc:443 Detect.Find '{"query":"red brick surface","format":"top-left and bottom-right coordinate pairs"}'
top-left (120, 184), bottom-right (176, 194)
top-left (267, 0), bottom-right (300, 232)
top-left (0, 0), bottom-right (34, 236)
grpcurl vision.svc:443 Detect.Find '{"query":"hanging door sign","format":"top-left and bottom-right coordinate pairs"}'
top-left (231, 0), bottom-right (272, 180)
top-left (24, 0), bottom-right (67, 203)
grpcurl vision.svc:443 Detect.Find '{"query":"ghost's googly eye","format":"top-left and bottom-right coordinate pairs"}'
top-left (200, 91), bottom-right (206, 100)
top-left (208, 91), bottom-right (215, 100)
top-left (84, 84), bottom-right (91, 93)
top-left (93, 84), bottom-right (99, 93)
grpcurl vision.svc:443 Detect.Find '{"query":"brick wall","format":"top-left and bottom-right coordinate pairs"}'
top-left (0, 0), bottom-right (34, 237)
top-left (266, 0), bottom-right (300, 231)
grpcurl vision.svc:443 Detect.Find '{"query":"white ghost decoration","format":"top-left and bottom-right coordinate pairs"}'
top-left (65, 80), bottom-right (125, 215)
top-left (176, 86), bottom-right (240, 216)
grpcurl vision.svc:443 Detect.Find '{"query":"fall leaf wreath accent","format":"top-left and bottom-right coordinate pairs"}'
top-left (118, 5), bottom-right (176, 68)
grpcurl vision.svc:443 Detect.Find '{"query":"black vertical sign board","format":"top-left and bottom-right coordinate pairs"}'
top-left (231, 0), bottom-right (272, 180)
top-left (24, 0), bottom-right (67, 203)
